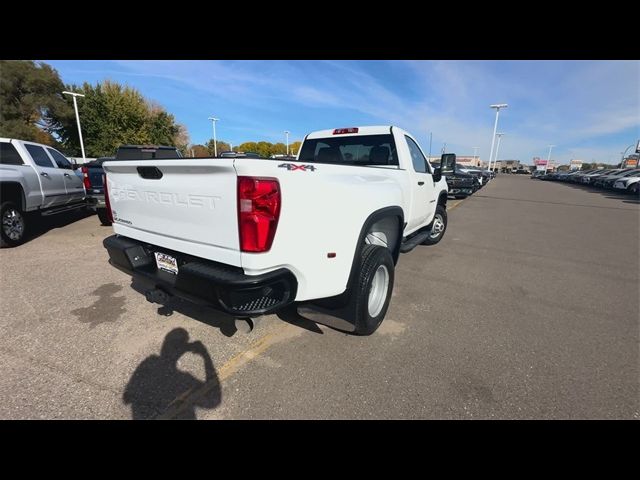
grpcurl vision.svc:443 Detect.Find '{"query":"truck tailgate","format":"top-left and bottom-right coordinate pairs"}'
top-left (87, 167), bottom-right (104, 190)
top-left (102, 159), bottom-right (241, 266)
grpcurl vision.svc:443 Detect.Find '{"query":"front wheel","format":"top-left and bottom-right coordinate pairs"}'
top-left (352, 244), bottom-right (395, 336)
top-left (422, 204), bottom-right (448, 245)
top-left (629, 183), bottom-right (639, 196)
top-left (1, 201), bottom-right (27, 248)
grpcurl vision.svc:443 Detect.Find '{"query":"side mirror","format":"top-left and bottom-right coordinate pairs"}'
top-left (440, 153), bottom-right (456, 174)
top-left (432, 167), bottom-right (442, 182)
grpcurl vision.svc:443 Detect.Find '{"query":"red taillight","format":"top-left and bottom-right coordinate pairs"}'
top-left (333, 127), bottom-right (359, 135)
top-left (237, 176), bottom-right (280, 253)
top-left (81, 166), bottom-right (91, 189)
top-left (103, 173), bottom-right (113, 223)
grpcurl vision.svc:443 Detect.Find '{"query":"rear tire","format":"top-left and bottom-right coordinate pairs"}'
top-left (422, 204), bottom-right (447, 246)
top-left (352, 244), bottom-right (395, 336)
top-left (1, 201), bottom-right (27, 248)
top-left (97, 209), bottom-right (112, 226)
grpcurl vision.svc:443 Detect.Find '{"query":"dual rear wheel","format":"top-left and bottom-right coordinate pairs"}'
top-left (352, 205), bottom-right (447, 335)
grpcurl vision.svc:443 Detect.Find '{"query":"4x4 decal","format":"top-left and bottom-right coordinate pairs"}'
top-left (278, 163), bottom-right (316, 171)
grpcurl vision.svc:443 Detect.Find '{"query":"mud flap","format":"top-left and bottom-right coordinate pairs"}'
top-left (296, 297), bottom-right (357, 333)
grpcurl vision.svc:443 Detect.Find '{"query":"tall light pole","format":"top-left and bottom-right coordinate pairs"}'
top-left (429, 132), bottom-right (433, 160)
top-left (488, 103), bottom-right (508, 171)
top-left (62, 91), bottom-right (86, 161)
top-left (494, 134), bottom-right (504, 171)
top-left (284, 130), bottom-right (290, 156)
top-left (547, 144), bottom-right (555, 172)
top-left (208, 117), bottom-right (219, 157)
top-left (473, 146), bottom-right (479, 166)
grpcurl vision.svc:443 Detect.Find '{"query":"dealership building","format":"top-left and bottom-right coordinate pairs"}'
top-left (486, 159), bottom-right (525, 172)
top-left (454, 155), bottom-right (482, 167)
top-left (427, 155), bottom-right (483, 167)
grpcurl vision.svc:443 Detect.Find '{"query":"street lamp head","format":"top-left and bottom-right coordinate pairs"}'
top-left (208, 117), bottom-right (219, 122)
top-left (490, 103), bottom-right (508, 109)
top-left (496, 132), bottom-right (505, 137)
top-left (62, 91), bottom-right (85, 97)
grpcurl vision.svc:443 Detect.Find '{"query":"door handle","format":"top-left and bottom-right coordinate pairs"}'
top-left (40, 172), bottom-right (49, 177)
top-left (418, 181), bottom-right (425, 186)
top-left (64, 173), bottom-right (71, 177)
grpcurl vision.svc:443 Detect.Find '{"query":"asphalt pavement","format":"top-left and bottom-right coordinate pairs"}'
top-left (0, 175), bottom-right (638, 419)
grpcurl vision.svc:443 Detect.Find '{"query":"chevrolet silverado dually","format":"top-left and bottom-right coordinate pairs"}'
top-left (102, 126), bottom-right (449, 335)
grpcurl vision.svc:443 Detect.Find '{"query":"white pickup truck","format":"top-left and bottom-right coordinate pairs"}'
top-left (102, 126), bottom-right (449, 335)
top-left (1, 138), bottom-right (86, 247)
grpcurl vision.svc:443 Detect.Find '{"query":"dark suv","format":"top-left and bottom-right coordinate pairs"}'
top-left (438, 153), bottom-right (480, 199)
top-left (115, 145), bottom-right (182, 160)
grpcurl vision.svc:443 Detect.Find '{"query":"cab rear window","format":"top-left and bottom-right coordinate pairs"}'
top-left (298, 134), bottom-right (398, 167)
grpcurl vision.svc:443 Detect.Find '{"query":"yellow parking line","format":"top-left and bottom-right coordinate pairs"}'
top-left (449, 199), bottom-right (463, 211)
top-left (216, 326), bottom-right (297, 381)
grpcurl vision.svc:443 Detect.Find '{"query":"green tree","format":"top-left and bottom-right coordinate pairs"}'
top-left (0, 60), bottom-right (71, 144)
top-left (146, 103), bottom-right (180, 146)
top-left (48, 80), bottom-right (188, 157)
top-left (205, 139), bottom-right (231, 156)
top-left (189, 144), bottom-right (209, 157)
top-left (237, 142), bottom-right (258, 154)
top-left (254, 141), bottom-right (273, 158)
top-left (289, 141), bottom-right (302, 156)
top-left (271, 142), bottom-right (287, 155)
top-left (174, 124), bottom-right (190, 156)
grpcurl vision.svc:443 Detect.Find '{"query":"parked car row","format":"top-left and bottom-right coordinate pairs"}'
top-left (434, 154), bottom-right (495, 199)
top-left (533, 168), bottom-right (640, 195)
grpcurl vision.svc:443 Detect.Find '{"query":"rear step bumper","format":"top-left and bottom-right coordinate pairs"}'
top-left (103, 235), bottom-right (297, 317)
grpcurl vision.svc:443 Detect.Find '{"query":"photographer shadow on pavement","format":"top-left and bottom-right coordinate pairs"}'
top-left (123, 328), bottom-right (221, 420)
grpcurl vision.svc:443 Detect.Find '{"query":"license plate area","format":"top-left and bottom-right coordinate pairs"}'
top-left (154, 251), bottom-right (179, 275)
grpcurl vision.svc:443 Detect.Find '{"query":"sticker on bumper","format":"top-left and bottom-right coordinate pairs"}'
top-left (154, 252), bottom-right (178, 275)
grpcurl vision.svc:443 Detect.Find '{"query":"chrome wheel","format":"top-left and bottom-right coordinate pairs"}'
top-left (2, 208), bottom-right (24, 241)
top-left (368, 264), bottom-right (389, 317)
top-left (430, 213), bottom-right (445, 239)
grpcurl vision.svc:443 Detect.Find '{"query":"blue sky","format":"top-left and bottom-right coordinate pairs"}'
top-left (44, 60), bottom-right (639, 164)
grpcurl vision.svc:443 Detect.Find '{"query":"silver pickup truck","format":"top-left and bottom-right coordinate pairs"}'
top-left (0, 138), bottom-right (86, 247)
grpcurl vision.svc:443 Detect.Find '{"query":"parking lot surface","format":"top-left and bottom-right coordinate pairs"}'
top-left (0, 175), bottom-right (638, 419)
